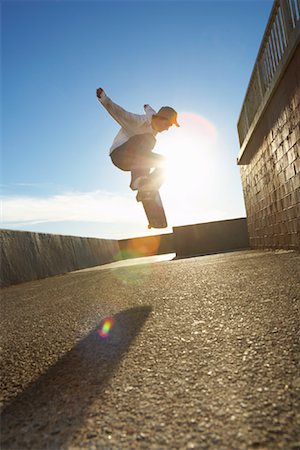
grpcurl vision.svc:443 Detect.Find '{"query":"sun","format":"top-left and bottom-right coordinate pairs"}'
top-left (155, 111), bottom-right (218, 225)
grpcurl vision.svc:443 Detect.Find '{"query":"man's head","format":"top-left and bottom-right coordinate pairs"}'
top-left (152, 106), bottom-right (180, 132)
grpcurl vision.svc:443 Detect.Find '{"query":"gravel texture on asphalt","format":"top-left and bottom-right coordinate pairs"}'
top-left (1, 249), bottom-right (300, 450)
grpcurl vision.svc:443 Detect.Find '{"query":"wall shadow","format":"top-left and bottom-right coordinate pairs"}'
top-left (1, 305), bottom-right (152, 449)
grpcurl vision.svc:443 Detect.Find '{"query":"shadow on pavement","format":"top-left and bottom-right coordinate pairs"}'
top-left (1, 305), bottom-right (152, 449)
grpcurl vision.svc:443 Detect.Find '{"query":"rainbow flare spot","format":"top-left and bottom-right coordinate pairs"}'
top-left (98, 317), bottom-right (115, 338)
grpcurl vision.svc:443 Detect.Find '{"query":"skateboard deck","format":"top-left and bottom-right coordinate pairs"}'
top-left (138, 190), bottom-right (167, 229)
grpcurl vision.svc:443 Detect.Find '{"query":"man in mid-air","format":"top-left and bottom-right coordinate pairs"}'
top-left (96, 87), bottom-right (179, 199)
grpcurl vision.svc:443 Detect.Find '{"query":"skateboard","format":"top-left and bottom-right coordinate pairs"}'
top-left (137, 190), bottom-right (167, 229)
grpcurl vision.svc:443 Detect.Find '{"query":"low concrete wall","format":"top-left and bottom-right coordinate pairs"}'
top-left (119, 233), bottom-right (174, 258)
top-left (0, 230), bottom-right (120, 288)
top-left (0, 219), bottom-right (249, 287)
top-left (173, 218), bottom-right (250, 258)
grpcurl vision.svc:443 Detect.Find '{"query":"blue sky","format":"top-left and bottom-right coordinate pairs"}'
top-left (2, 0), bottom-right (273, 239)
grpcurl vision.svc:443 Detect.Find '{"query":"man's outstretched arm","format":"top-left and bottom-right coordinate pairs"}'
top-left (96, 88), bottom-right (145, 132)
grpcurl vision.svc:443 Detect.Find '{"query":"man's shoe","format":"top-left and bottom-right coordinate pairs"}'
top-left (130, 176), bottom-right (148, 191)
top-left (131, 176), bottom-right (158, 192)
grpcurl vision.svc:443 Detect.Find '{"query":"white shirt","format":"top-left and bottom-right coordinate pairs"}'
top-left (97, 90), bottom-right (158, 155)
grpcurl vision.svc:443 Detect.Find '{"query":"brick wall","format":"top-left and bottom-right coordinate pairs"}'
top-left (239, 44), bottom-right (300, 250)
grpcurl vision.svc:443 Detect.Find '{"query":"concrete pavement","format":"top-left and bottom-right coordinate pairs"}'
top-left (1, 250), bottom-right (300, 449)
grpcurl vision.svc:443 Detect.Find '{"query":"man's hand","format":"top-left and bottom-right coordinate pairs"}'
top-left (96, 87), bottom-right (104, 99)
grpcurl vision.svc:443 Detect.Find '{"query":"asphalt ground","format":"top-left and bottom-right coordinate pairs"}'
top-left (1, 249), bottom-right (300, 450)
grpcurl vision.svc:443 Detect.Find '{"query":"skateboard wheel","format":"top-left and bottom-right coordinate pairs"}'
top-left (148, 225), bottom-right (152, 229)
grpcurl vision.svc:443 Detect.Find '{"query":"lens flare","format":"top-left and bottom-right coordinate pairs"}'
top-left (157, 110), bottom-right (218, 192)
top-left (98, 317), bottom-right (115, 338)
top-left (155, 110), bottom-right (219, 225)
top-left (110, 236), bottom-right (162, 285)
top-left (119, 235), bottom-right (161, 258)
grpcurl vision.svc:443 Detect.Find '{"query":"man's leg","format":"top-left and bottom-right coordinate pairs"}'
top-left (128, 134), bottom-right (166, 189)
top-left (131, 151), bottom-right (166, 189)
top-left (110, 134), bottom-right (165, 189)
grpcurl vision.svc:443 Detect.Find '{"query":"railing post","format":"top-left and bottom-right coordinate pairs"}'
top-left (256, 61), bottom-right (265, 100)
top-left (244, 101), bottom-right (250, 132)
top-left (280, 0), bottom-right (293, 43)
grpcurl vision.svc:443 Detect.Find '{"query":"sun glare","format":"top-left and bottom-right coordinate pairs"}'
top-left (156, 112), bottom-right (218, 226)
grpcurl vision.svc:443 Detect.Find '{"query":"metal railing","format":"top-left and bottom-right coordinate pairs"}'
top-left (237, 0), bottom-right (300, 150)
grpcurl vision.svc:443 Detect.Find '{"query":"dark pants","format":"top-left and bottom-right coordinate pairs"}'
top-left (110, 134), bottom-right (165, 188)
